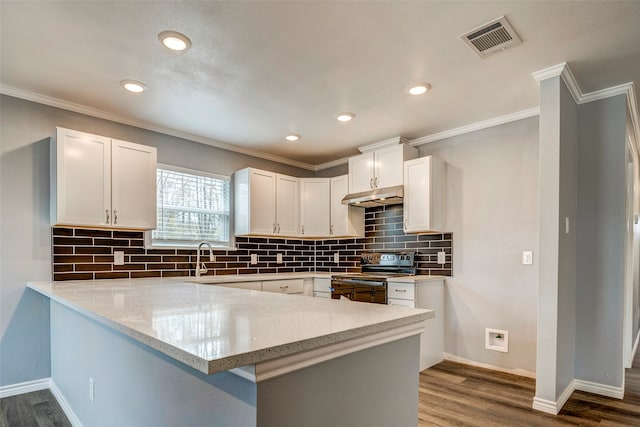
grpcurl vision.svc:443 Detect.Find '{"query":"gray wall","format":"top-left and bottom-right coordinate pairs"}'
top-left (535, 76), bottom-right (578, 402)
top-left (314, 162), bottom-right (349, 178)
top-left (417, 116), bottom-right (539, 374)
top-left (0, 94), bottom-right (314, 387)
top-left (575, 94), bottom-right (628, 387)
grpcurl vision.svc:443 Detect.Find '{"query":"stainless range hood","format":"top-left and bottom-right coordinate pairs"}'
top-left (341, 185), bottom-right (404, 208)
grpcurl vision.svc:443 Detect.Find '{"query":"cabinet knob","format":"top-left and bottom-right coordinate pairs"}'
top-left (105, 209), bottom-right (110, 224)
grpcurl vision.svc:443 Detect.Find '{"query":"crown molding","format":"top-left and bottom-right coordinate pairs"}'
top-left (0, 84), bottom-right (317, 171)
top-left (313, 157), bottom-right (349, 171)
top-left (358, 136), bottom-right (409, 153)
top-left (532, 63), bottom-right (639, 155)
top-left (409, 107), bottom-right (540, 147)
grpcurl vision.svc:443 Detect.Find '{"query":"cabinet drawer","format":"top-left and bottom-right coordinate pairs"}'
top-left (387, 282), bottom-right (415, 301)
top-left (313, 291), bottom-right (331, 299)
top-left (262, 279), bottom-right (304, 294)
top-left (388, 298), bottom-right (415, 308)
top-left (213, 281), bottom-right (262, 291)
top-left (314, 278), bottom-right (331, 293)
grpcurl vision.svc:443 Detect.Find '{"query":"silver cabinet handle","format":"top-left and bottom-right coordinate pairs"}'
top-left (301, 225), bottom-right (305, 235)
top-left (330, 224), bottom-right (333, 235)
top-left (395, 289), bottom-right (407, 293)
top-left (374, 176), bottom-right (378, 188)
top-left (277, 224), bottom-right (280, 234)
top-left (404, 219), bottom-right (408, 230)
top-left (105, 209), bottom-right (110, 224)
top-left (370, 178), bottom-right (373, 189)
top-left (280, 285), bottom-right (289, 290)
top-left (113, 210), bottom-right (118, 225)
top-left (273, 223), bottom-right (276, 233)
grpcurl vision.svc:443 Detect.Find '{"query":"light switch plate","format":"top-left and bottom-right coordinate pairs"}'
top-left (114, 251), bottom-right (125, 266)
top-left (437, 251), bottom-right (446, 265)
top-left (276, 253), bottom-right (283, 264)
top-left (250, 254), bottom-right (258, 265)
top-left (522, 251), bottom-right (533, 265)
top-left (333, 253), bottom-right (339, 263)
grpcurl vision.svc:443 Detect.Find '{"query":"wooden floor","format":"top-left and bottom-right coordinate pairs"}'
top-left (0, 389), bottom-right (70, 427)
top-left (419, 350), bottom-right (640, 426)
top-left (2, 351), bottom-right (639, 426)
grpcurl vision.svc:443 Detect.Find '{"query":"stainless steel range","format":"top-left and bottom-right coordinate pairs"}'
top-left (330, 252), bottom-right (416, 304)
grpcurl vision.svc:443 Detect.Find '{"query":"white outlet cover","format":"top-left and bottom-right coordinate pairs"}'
top-left (250, 254), bottom-right (258, 265)
top-left (522, 251), bottom-right (533, 265)
top-left (114, 251), bottom-right (125, 266)
top-left (437, 251), bottom-right (446, 265)
top-left (276, 253), bottom-right (283, 264)
top-left (485, 328), bottom-right (509, 353)
top-left (333, 253), bottom-right (339, 263)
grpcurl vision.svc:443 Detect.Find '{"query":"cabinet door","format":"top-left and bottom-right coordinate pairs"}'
top-left (348, 152), bottom-right (374, 193)
top-left (300, 178), bottom-right (330, 237)
top-left (111, 139), bottom-right (157, 229)
top-left (54, 128), bottom-right (111, 227)
top-left (330, 175), bottom-right (364, 237)
top-left (403, 156), bottom-right (445, 233)
top-left (249, 169), bottom-right (277, 235)
top-left (374, 145), bottom-right (405, 189)
top-left (262, 279), bottom-right (304, 294)
top-left (275, 174), bottom-right (299, 236)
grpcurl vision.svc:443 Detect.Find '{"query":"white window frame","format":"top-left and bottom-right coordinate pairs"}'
top-left (146, 164), bottom-right (235, 250)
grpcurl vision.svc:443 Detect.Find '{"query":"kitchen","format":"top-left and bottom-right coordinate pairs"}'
top-left (1, 1), bottom-right (640, 426)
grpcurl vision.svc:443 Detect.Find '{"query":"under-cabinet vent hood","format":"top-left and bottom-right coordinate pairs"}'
top-left (341, 185), bottom-right (404, 208)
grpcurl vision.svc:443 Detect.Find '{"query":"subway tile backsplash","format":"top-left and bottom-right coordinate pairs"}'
top-left (51, 205), bottom-right (452, 281)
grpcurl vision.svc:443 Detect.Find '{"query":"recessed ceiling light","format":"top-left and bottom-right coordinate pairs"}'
top-left (336, 112), bottom-right (355, 122)
top-left (285, 133), bottom-right (301, 142)
top-left (158, 31), bottom-right (192, 52)
top-left (120, 79), bottom-right (147, 93)
top-left (406, 83), bottom-right (431, 95)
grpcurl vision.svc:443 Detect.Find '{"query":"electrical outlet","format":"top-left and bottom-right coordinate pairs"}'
top-left (250, 254), bottom-right (258, 265)
top-left (333, 252), bottom-right (339, 263)
top-left (89, 377), bottom-right (95, 403)
top-left (114, 251), bottom-right (124, 266)
top-left (276, 253), bottom-right (283, 264)
top-left (565, 217), bottom-right (570, 234)
top-left (437, 251), bottom-right (446, 265)
top-left (522, 251), bottom-right (533, 265)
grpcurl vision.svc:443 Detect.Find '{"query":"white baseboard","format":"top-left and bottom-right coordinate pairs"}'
top-left (0, 378), bottom-right (51, 398)
top-left (443, 352), bottom-right (536, 378)
top-left (574, 379), bottom-right (624, 400)
top-left (532, 379), bottom-right (575, 415)
top-left (49, 380), bottom-right (83, 427)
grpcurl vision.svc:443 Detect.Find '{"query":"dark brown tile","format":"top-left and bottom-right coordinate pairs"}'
top-left (53, 264), bottom-right (73, 272)
top-left (113, 230), bottom-right (144, 239)
top-left (131, 271), bottom-right (162, 279)
top-left (53, 255), bottom-right (93, 264)
top-left (161, 271), bottom-right (189, 278)
top-left (52, 227), bottom-right (74, 236)
top-left (214, 269), bottom-right (238, 275)
top-left (130, 255), bottom-right (161, 263)
top-left (430, 241), bottom-right (451, 248)
top-left (238, 268), bottom-right (259, 274)
top-left (162, 256), bottom-right (190, 263)
top-left (53, 237), bottom-right (93, 246)
top-left (75, 229), bottom-right (112, 238)
top-left (54, 272), bottom-right (93, 281)
top-left (52, 246), bottom-right (74, 255)
top-left (123, 247), bottom-right (146, 254)
top-left (93, 238), bottom-right (130, 247)
top-left (94, 256), bottom-right (114, 263)
top-left (95, 272), bottom-right (129, 279)
top-left (75, 264), bottom-right (112, 272)
top-left (130, 239), bottom-right (145, 247)
top-left (146, 263), bottom-right (177, 270)
top-left (418, 234), bottom-right (445, 241)
top-left (114, 263), bottom-right (146, 271)
top-left (147, 249), bottom-right (176, 255)
top-left (74, 246), bottom-right (112, 254)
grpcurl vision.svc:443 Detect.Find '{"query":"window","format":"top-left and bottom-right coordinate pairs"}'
top-left (151, 164), bottom-right (231, 248)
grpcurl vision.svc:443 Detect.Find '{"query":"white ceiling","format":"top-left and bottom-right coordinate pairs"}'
top-left (2, 1), bottom-right (639, 165)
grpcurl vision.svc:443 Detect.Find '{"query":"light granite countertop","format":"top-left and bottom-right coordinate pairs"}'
top-left (385, 275), bottom-right (447, 283)
top-left (28, 276), bottom-right (432, 376)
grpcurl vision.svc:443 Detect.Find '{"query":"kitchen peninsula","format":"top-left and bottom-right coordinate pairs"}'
top-left (28, 277), bottom-right (432, 427)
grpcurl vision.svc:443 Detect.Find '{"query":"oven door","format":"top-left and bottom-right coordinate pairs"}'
top-left (330, 279), bottom-right (355, 301)
top-left (353, 283), bottom-right (387, 304)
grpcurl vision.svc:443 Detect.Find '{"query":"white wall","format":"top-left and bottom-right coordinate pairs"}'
top-left (418, 116), bottom-right (539, 374)
top-left (0, 94), bottom-right (314, 387)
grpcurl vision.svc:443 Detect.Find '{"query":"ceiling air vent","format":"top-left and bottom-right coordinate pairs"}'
top-left (460, 16), bottom-right (522, 58)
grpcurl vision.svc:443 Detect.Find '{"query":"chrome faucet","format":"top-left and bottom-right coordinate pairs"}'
top-left (195, 241), bottom-right (215, 278)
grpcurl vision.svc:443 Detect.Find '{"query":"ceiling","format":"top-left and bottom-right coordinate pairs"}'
top-left (1, 1), bottom-right (639, 166)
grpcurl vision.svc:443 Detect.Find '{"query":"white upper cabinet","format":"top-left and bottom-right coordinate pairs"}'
top-left (276, 174), bottom-right (300, 236)
top-left (330, 175), bottom-right (364, 237)
top-left (348, 141), bottom-right (418, 193)
top-left (299, 178), bottom-right (331, 237)
top-left (234, 168), bottom-right (299, 237)
top-left (403, 156), bottom-right (445, 233)
top-left (51, 127), bottom-right (157, 230)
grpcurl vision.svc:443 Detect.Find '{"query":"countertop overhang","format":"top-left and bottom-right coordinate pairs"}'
top-left (28, 276), bottom-right (432, 379)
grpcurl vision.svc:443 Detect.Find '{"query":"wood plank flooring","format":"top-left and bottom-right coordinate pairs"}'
top-left (0, 389), bottom-right (70, 427)
top-left (419, 350), bottom-right (640, 426)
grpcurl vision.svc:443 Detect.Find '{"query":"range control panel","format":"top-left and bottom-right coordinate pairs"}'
top-left (360, 252), bottom-right (415, 267)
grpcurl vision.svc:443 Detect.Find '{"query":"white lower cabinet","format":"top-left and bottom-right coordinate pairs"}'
top-left (387, 278), bottom-right (444, 371)
top-left (262, 279), bottom-right (304, 294)
top-left (313, 278), bottom-right (331, 298)
top-left (213, 281), bottom-right (262, 291)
